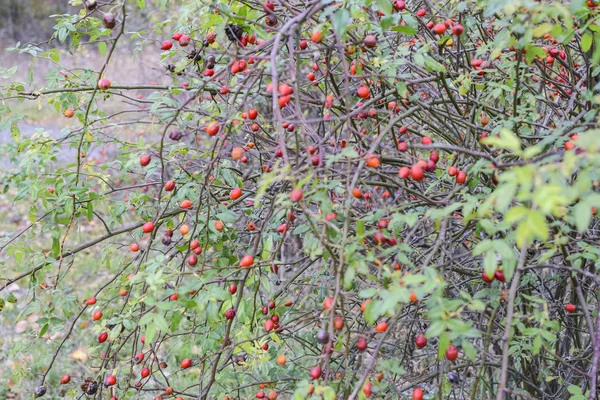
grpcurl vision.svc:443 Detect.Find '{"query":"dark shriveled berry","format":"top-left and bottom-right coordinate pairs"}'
top-left (225, 24), bottom-right (243, 42)
top-left (103, 13), bottom-right (116, 29)
top-left (169, 130), bottom-right (183, 141)
top-left (316, 329), bottom-right (329, 344)
top-left (81, 378), bottom-right (99, 395)
top-left (34, 386), bottom-right (47, 397)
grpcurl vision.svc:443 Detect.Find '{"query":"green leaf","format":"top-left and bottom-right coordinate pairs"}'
top-left (98, 41), bottom-right (107, 57)
top-left (567, 385), bottom-right (582, 396)
top-left (270, 332), bottom-right (282, 345)
top-left (395, 81), bottom-right (408, 98)
top-left (136, 0), bottom-right (146, 9)
top-left (437, 331), bottom-right (450, 359)
top-left (376, 0), bottom-right (393, 15)
top-left (533, 23), bottom-right (553, 38)
top-left (52, 235), bottom-right (60, 258)
top-left (363, 299), bottom-right (381, 325)
top-left (39, 323), bottom-right (49, 337)
top-left (322, 387), bottom-right (336, 400)
top-left (462, 339), bottom-right (476, 361)
top-left (10, 123), bottom-right (20, 143)
top-left (525, 45), bottom-right (547, 64)
top-left (391, 25), bottom-right (417, 35)
top-left (528, 210), bottom-right (549, 242)
top-left (423, 55), bottom-right (447, 72)
top-left (581, 32), bottom-right (593, 52)
top-left (505, 205), bottom-right (528, 223)
top-left (87, 201), bottom-right (93, 221)
top-left (573, 202), bottom-right (592, 233)
top-left (483, 251), bottom-right (497, 280)
top-left (145, 323), bottom-right (156, 344)
top-left (331, 8), bottom-right (350, 37)
top-left (170, 311), bottom-right (182, 332)
top-left (532, 335), bottom-right (542, 355)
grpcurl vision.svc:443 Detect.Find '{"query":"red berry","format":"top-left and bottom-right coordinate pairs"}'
top-left (141, 367), bottom-right (150, 378)
top-left (309, 366), bottom-right (322, 380)
top-left (415, 334), bottom-right (427, 348)
top-left (230, 187), bottom-right (242, 200)
top-left (290, 189), bottom-right (303, 202)
top-left (445, 344), bottom-right (458, 361)
top-left (181, 358), bottom-right (192, 369)
top-left (433, 23), bottom-right (446, 35)
top-left (357, 86), bottom-right (370, 99)
top-left (452, 24), bottom-right (464, 36)
top-left (240, 255), bottom-right (254, 268)
top-left (413, 388), bottom-right (424, 400)
top-left (494, 270), bottom-right (505, 282)
top-left (357, 337), bottom-right (368, 351)
top-left (482, 271), bottom-right (495, 283)
top-left (228, 284), bottom-right (237, 294)
top-left (98, 332), bottom-right (108, 343)
top-left (164, 180), bottom-right (175, 191)
top-left (225, 308), bottom-right (236, 319)
top-left (98, 78), bottom-right (111, 90)
top-left (140, 154), bottom-right (151, 166)
top-left (411, 164), bottom-right (425, 181)
top-left (206, 121), bottom-right (219, 136)
top-left (92, 310), bottom-right (103, 321)
top-left (161, 40), bottom-right (173, 50)
top-left (398, 166), bottom-right (409, 179)
top-left (142, 221), bottom-right (155, 233)
top-left (179, 35), bottom-right (191, 46)
top-left (104, 375), bottom-right (117, 386)
top-left (565, 303), bottom-right (576, 313)
top-left (264, 319), bottom-right (275, 331)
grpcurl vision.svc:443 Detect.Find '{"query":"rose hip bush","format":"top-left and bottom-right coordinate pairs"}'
top-left (1, 0), bottom-right (600, 399)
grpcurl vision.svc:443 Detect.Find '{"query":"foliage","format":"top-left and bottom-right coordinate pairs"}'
top-left (1, 0), bottom-right (600, 399)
